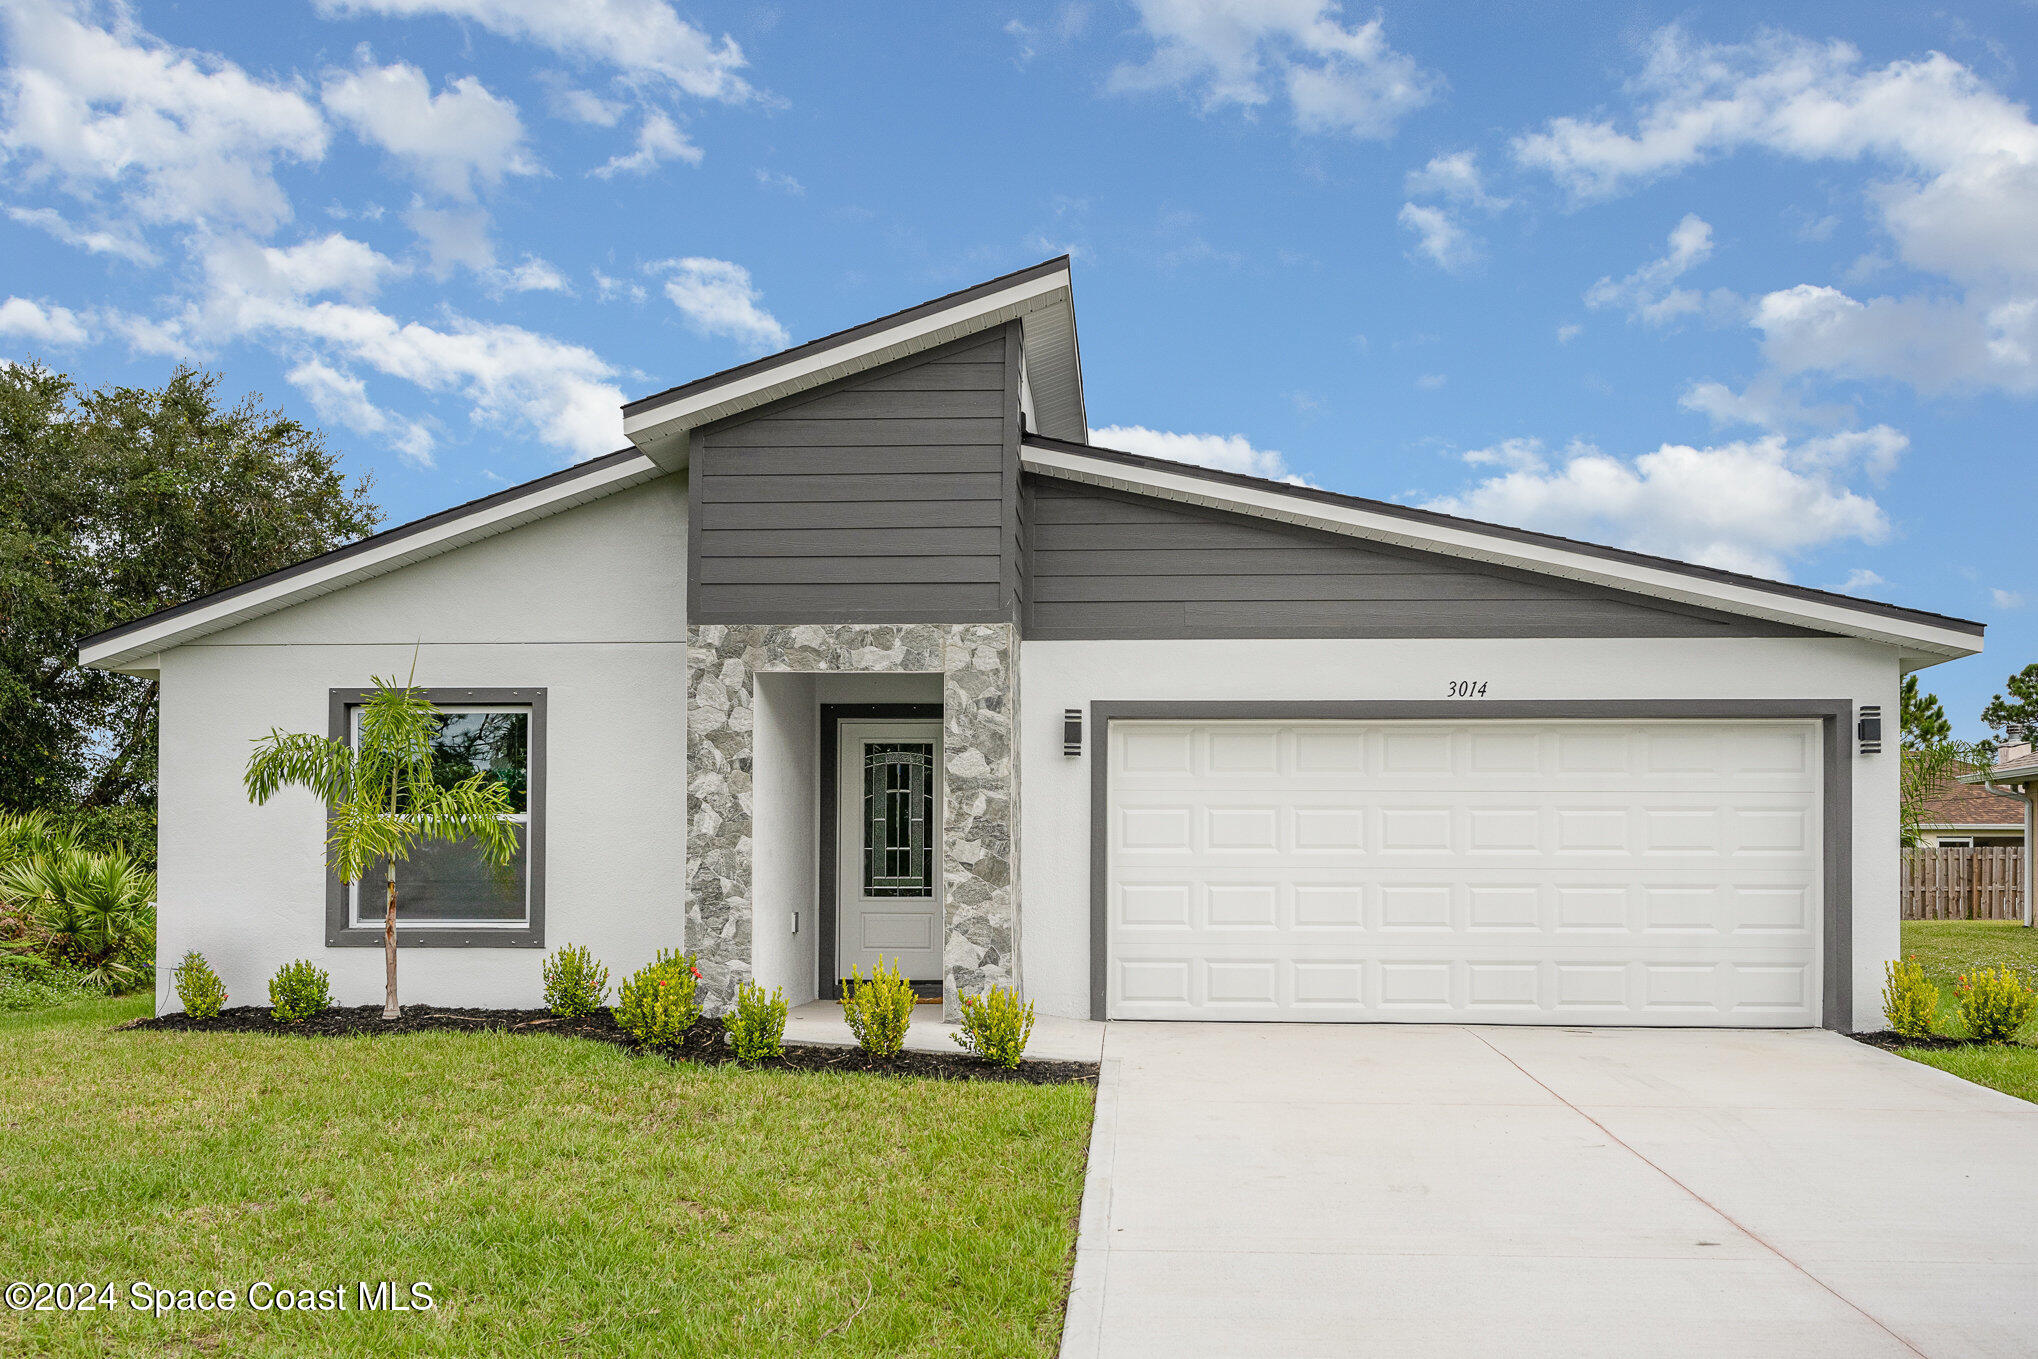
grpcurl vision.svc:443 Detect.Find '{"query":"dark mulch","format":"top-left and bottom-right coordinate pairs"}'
top-left (1849, 1029), bottom-right (2027, 1053)
top-left (123, 1005), bottom-right (1097, 1086)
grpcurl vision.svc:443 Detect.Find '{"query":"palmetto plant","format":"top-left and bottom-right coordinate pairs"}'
top-left (244, 672), bottom-right (520, 1019)
top-left (0, 846), bottom-right (156, 989)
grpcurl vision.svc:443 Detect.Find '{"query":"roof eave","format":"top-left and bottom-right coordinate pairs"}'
top-left (1019, 437), bottom-right (1984, 660)
top-left (622, 260), bottom-right (1082, 468)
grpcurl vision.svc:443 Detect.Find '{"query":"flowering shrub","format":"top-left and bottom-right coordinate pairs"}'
top-left (173, 950), bottom-right (228, 1019)
top-left (1881, 956), bottom-right (1938, 1039)
top-left (840, 955), bottom-right (915, 1059)
top-left (723, 982), bottom-right (788, 1064)
top-left (268, 959), bottom-right (330, 1024)
top-left (953, 984), bottom-right (1034, 1068)
top-left (615, 950), bottom-right (701, 1046)
top-left (1955, 966), bottom-right (2038, 1044)
top-left (542, 944), bottom-right (610, 1018)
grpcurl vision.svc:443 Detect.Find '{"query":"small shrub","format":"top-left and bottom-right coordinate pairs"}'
top-left (615, 950), bottom-right (701, 1047)
top-left (841, 955), bottom-right (915, 1059)
top-left (723, 981), bottom-right (788, 1064)
top-left (1882, 956), bottom-right (1939, 1039)
top-left (173, 951), bottom-right (228, 1019)
top-left (268, 959), bottom-right (331, 1024)
top-left (953, 984), bottom-right (1035, 1068)
top-left (1955, 966), bottom-right (2038, 1044)
top-left (542, 944), bottom-right (610, 1017)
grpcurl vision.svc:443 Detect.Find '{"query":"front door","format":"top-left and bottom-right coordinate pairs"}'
top-left (836, 720), bottom-right (944, 984)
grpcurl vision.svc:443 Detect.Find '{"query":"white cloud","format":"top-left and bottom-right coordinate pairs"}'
top-left (1108, 0), bottom-right (1437, 139)
top-left (1678, 375), bottom-right (1850, 432)
top-left (1089, 423), bottom-right (1308, 484)
top-left (754, 167), bottom-right (804, 195)
top-left (1751, 283), bottom-right (2038, 395)
top-left (1425, 428), bottom-right (1904, 579)
top-left (545, 82), bottom-right (624, 127)
top-left (493, 255), bottom-right (570, 293)
top-left (1397, 201), bottom-right (1477, 271)
top-left (1993, 588), bottom-right (2026, 610)
top-left (650, 257), bottom-right (787, 351)
top-left (313, 0), bottom-right (754, 103)
top-left (0, 0), bottom-right (326, 234)
top-left (1005, 4), bottom-right (1091, 66)
top-left (1514, 27), bottom-right (2038, 395)
top-left (1555, 323), bottom-right (1582, 343)
top-left (593, 110), bottom-right (700, 177)
top-left (204, 232), bottom-right (404, 302)
top-left (402, 200), bottom-right (495, 276)
top-left (287, 357), bottom-right (436, 467)
top-left (1405, 150), bottom-right (1508, 210)
top-left (0, 295), bottom-right (88, 346)
top-left (4, 203), bottom-right (155, 264)
top-left (592, 268), bottom-right (646, 304)
top-left (1840, 568), bottom-right (1885, 593)
top-left (1415, 372), bottom-right (1446, 390)
top-left (1584, 214), bottom-right (1734, 326)
top-left (322, 58), bottom-right (536, 199)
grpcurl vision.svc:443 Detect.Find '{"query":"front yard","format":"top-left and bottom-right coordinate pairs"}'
top-left (0, 996), bottom-right (1094, 1358)
top-left (1890, 919), bottom-right (2038, 1104)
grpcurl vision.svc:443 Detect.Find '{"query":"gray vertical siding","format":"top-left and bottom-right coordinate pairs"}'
top-left (1021, 474), bottom-right (1819, 639)
top-left (690, 327), bottom-right (1021, 624)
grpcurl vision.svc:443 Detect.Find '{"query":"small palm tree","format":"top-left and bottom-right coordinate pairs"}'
top-left (245, 672), bottom-right (520, 1019)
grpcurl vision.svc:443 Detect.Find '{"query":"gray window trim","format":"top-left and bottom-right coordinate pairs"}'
top-left (1086, 700), bottom-right (1855, 1029)
top-left (324, 687), bottom-right (548, 949)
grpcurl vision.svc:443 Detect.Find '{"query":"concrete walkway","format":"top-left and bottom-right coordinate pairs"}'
top-left (782, 1000), bottom-right (1106, 1063)
top-left (1061, 1024), bottom-right (2038, 1359)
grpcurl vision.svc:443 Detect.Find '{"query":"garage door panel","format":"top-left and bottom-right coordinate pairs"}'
top-left (1107, 720), bottom-right (1821, 1026)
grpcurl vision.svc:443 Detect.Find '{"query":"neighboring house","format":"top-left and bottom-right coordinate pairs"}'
top-left (1915, 763), bottom-right (2028, 847)
top-left (1958, 746), bottom-right (2037, 926)
top-left (80, 258), bottom-right (1987, 1032)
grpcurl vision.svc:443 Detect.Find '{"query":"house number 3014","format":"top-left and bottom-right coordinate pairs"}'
top-left (1446, 680), bottom-right (1490, 698)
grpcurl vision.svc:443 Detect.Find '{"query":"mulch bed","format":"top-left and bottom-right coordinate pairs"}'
top-left (1849, 1029), bottom-right (2024, 1053)
top-left (123, 1006), bottom-right (1098, 1087)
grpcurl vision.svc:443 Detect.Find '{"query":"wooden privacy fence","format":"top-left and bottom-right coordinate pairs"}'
top-left (1901, 846), bottom-right (2026, 921)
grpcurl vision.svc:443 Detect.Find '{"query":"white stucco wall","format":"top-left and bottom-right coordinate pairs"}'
top-left (152, 474), bottom-right (688, 1012)
top-left (1017, 636), bottom-right (1904, 1030)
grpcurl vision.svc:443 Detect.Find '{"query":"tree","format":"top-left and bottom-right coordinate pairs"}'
top-left (1900, 675), bottom-right (1951, 746)
top-left (0, 361), bottom-right (379, 810)
top-left (245, 674), bottom-right (520, 1019)
top-left (1980, 663), bottom-right (2038, 748)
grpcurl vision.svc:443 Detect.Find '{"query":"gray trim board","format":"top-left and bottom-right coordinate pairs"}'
top-left (1027, 435), bottom-right (1982, 639)
top-left (818, 703), bottom-right (944, 1000)
top-left (324, 687), bottom-right (548, 949)
top-left (1085, 700), bottom-right (1855, 1029)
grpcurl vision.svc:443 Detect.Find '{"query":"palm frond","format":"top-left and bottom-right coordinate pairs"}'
top-left (245, 731), bottom-right (356, 806)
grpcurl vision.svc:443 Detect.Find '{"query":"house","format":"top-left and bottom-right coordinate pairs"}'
top-left (80, 257), bottom-right (1987, 1032)
top-left (1957, 746), bottom-right (2037, 926)
top-left (1914, 760), bottom-right (2028, 847)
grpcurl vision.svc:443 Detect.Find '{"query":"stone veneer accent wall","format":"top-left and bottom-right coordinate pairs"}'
top-left (685, 623), bottom-right (1019, 1015)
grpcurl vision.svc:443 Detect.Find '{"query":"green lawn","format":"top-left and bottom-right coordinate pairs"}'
top-left (0, 997), bottom-right (1094, 1358)
top-left (1891, 920), bottom-right (2038, 1104)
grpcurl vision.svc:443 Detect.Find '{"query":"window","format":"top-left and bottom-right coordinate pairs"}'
top-left (863, 742), bottom-right (935, 897)
top-left (325, 687), bottom-right (546, 948)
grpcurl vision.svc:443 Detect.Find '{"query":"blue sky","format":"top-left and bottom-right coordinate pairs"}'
top-left (2, 0), bottom-right (2033, 733)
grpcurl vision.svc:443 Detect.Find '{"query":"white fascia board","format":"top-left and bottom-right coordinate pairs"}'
top-left (1021, 443), bottom-right (1983, 660)
top-left (78, 454), bottom-right (663, 672)
top-left (623, 270), bottom-right (1071, 464)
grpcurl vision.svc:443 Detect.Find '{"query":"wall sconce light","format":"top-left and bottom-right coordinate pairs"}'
top-left (1063, 708), bottom-right (1083, 756)
top-left (1857, 705), bottom-right (1883, 754)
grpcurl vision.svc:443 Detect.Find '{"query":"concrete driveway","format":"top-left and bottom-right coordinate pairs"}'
top-left (1060, 1024), bottom-right (2038, 1359)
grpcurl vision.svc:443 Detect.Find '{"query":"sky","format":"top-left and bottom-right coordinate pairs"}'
top-left (1, 0), bottom-right (2034, 735)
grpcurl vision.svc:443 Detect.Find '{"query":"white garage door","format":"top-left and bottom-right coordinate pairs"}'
top-left (1106, 720), bottom-right (1821, 1026)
